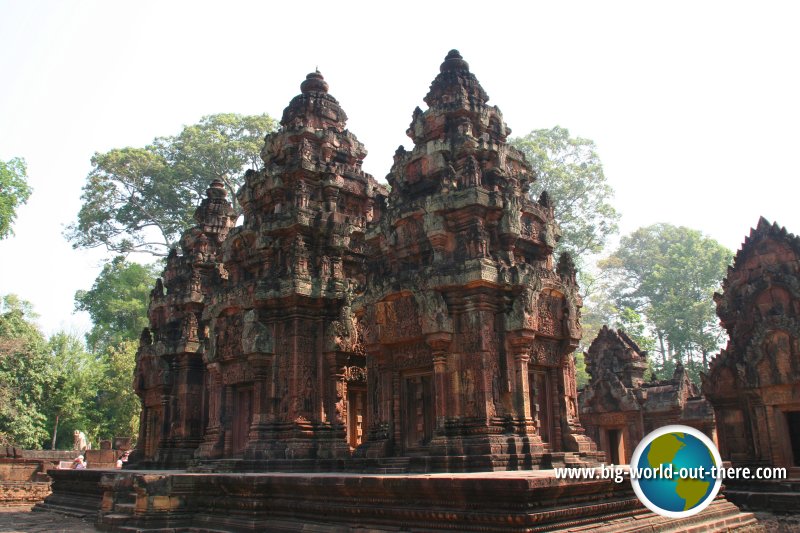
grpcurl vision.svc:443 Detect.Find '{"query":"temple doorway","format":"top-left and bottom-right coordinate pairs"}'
top-left (606, 428), bottom-right (624, 465)
top-left (231, 387), bottom-right (252, 454)
top-left (402, 373), bottom-right (434, 450)
top-left (787, 411), bottom-right (800, 467)
top-left (347, 386), bottom-right (367, 449)
top-left (529, 370), bottom-right (552, 443)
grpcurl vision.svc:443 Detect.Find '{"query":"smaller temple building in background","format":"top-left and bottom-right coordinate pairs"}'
top-left (579, 326), bottom-right (716, 464)
top-left (703, 218), bottom-right (800, 472)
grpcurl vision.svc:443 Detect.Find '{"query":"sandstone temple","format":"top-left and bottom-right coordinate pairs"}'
top-left (130, 50), bottom-right (599, 473)
top-left (34, 51), bottom-right (768, 531)
top-left (579, 326), bottom-right (716, 464)
top-left (702, 218), bottom-right (800, 511)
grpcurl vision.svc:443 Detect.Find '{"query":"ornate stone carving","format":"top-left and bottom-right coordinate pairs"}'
top-left (132, 51), bottom-right (601, 471)
top-left (703, 218), bottom-right (800, 468)
top-left (507, 288), bottom-right (536, 331)
top-left (415, 290), bottom-right (453, 334)
top-left (241, 309), bottom-right (273, 355)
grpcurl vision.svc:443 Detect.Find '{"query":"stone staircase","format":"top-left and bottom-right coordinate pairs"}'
top-left (98, 488), bottom-right (136, 530)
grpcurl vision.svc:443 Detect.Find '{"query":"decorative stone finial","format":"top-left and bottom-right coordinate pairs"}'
top-left (206, 179), bottom-right (227, 199)
top-left (300, 70), bottom-right (329, 94)
top-left (440, 49), bottom-right (470, 72)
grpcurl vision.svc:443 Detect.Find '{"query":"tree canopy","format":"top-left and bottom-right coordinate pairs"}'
top-left (600, 224), bottom-right (732, 379)
top-left (511, 127), bottom-right (620, 260)
top-left (0, 157), bottom-right (32, 240)
top-left (66, 113), bottom-right (276, 257)
top-left (0, 293), bottom-right (144, 449)
top-left (0, 295), bottom-right (51, 448)
top-left (72, 256), bottom-right (160, 443)
top-left (75, 256), bottom-right (159, 352)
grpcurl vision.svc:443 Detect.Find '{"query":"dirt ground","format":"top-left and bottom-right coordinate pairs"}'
top-left (753, 512), bottom-right (800, 532)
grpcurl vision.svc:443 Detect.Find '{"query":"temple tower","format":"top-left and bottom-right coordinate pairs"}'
top-left (131, 180), bottom-right (237, 468)
top-left (703, 218), bottom-right (800, 470)
top-left (356, 50), bottom-right (597, 470)
top-left (194, 71), bottom-right (387, 463)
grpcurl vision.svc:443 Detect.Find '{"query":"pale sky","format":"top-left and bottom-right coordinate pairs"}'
top-left (1, 0), bottom-right (798, 336)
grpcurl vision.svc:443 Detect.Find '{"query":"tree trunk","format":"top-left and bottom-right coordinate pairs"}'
top-left (51, 414), bottom-right (59, 450)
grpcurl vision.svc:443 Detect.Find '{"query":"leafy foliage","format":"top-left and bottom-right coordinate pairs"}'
top-left (600, 224), bottom-right (732, 380)
top-left (44, 332), bottom-right (104, 448)
top-left (1, 294), bottom-right (143, 449)
top-left (0, 295), bottom-right (51, 448)
top-left (511, 127), bottom-right (620, 260)
top-left (74, 256), bottom-right (158, 442)
top-left (66, 113), bottom-right (276, 256)
top-left (574, 353), bottom-right (589, 389)
top-left (93, 340), bottom-right (140, 441)
top-left (0, 157), bottom-right (32, 239)
top-left (75, 256), bottom-right (160, 352)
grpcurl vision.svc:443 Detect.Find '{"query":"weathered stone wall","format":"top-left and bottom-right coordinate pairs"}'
top-left (0, 482), bottom-right (51, 505)
top-left (0, 460), bottom-right (44, 482)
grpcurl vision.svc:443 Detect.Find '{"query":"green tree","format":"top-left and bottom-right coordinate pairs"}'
top-left (574, 353), bottom-right (589, 389)
top-left (0, 295), bottom-right (141, 449)
top-left (66, 113), bottom-right (276, 257)
top-left (511, 127), bottom-right (620, 260)
top-left (600, 224), bottom-right (732, 380)
top-left (43, 332), bottom-right (104, 448)
top-left (0, 295), bottom-right (51, 448)
top-left (75, 256), bottom-right (160, 352)
top-left (613, 306), bottom-right (656, 356)
top-left (94, 340), bottom-right (140, 441)
top-left (0, 157), bottom-right (32, 239)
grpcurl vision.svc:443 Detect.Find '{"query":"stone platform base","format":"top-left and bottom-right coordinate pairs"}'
top-left (181, 449), bottom-right (602, 475)
top-left (35, 469), bottom-right (105, 517)
top-left (723, 477), bottom-right (800, 514)
top-left (37, 468), bottom-right (762, 532)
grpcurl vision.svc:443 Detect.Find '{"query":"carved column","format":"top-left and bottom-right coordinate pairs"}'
top-left (222, 384), bottom-right (234, 456)
top-left (426, 333), bottom-right (452, 432)
top-left (392, 369), bottom-right (401, 450)
top-left (158, 360), bottom-right (174, 454)
top-left (507, 330), bottom-right (535, 435)
top-left (197, 362), bottom-right (224, 459)
top-left (324, 351), bottom-right (347, 428)
top-left (551, 366), bottom-right (564, 451)
top-left (245, 353), bottom-right (274, 456)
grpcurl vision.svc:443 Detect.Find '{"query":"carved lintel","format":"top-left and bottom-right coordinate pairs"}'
top-left (424, 332), bottom-right (452, 353)
top-left (507, 330), bottom-right (535, 356)
top-left (246, 353), bottom-right (273, 377)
